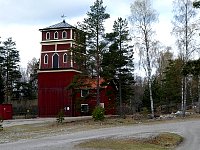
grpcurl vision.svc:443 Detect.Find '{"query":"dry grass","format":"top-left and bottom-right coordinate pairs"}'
top-left (76, 132), bottom-right (183, 150)
top-left (0, 114), bottom-right (197, 144)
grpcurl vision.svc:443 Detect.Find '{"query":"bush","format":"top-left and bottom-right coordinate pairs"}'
top-left (56, 109), bottom-right (65, 124)
top-left (92, 106), bottom-right (105, 121)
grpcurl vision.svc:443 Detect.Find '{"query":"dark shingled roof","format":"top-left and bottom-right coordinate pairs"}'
top-left (40, 20), bottom-right (75, 30)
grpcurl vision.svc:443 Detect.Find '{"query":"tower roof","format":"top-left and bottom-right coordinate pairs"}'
top-left (39, 20), bottom-right (75, 31)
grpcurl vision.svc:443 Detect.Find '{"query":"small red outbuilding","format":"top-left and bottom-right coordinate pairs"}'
top-left (0, 104), bottom-right (13, 120)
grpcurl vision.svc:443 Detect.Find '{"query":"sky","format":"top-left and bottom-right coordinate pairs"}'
top-left (0, 0), bottom-right (175, 69)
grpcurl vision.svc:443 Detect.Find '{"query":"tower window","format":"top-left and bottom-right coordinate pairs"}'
top-left (52, 53), bottom-right (59, 68)
top-left (62, 31), bottom-right (67, 39)
top-left (63, 53), bottom-right (68, 63)
top-left (46, 32), bottom-right (50, 40)
top-left (54, 31), bottom-right (58, 39)
top-left (44, 54), bottom-right (48, 64)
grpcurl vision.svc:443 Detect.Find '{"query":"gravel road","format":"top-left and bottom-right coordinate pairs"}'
top-left (1, 119), bottom-right (200, 150)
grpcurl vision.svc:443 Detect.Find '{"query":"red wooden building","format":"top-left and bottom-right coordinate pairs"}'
top-left (0, 104), bottom-right (13, 120)
top-left (38, 20), bottom-right (116, 117)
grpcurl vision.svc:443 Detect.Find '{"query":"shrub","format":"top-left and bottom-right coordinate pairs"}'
top-left (92, 106), bottom-right (105, 121)
top-left (57, 109), bottom-right (65, 124)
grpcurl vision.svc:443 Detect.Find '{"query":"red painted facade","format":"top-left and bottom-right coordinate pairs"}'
top-left (38, 71), bottom-right (79, 117)
top-left (38, 20), bottom-right (116, 117)
top-left (0, 104), bottom-right (13, 120)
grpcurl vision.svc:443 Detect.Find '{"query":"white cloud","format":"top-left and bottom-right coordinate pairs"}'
top-left (0, 0), bottom-right (179, 69)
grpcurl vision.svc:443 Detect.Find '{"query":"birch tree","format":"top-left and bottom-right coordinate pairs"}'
top-left (129, 0), bottom-right (159, 118)
top-left (172, 0), bottom-right (198, 116)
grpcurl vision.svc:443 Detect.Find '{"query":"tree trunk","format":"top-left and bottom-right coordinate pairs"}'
top-left (96, 25), bottom-right (100, 106)
top-left (181, 78), bottom-right (184, 112)
top-left (183, 77), bottom-right (187, 117)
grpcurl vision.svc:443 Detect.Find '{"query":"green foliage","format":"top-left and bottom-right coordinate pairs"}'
top-left (56, 109), bottom-right (65, 124)
top-left (182, 59), bottom-right (200, 76)
top-left (0, 72), bottom-right (5, 104)
top-left (193, 1), bottom-right (200, 8)
top-left (92, 106), bottom-right (105, 121)
top-left (0, 37), bottom-right (21, 102)
top-left (101, 17), bottom-right (134, 104)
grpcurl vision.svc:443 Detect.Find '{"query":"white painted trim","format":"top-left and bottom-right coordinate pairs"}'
top-left (41, 39), bottom-right (74, 44)
top-left (41, 50), bottom-right (69, 53)
top-left (62, 30), bottom-right (67, 39)
top-left (81, 104), bottom-right (89, 112)
top-left (55, 44), bottom-right (57, 51)
top-left (38, 69), bottom-right (82, 73)
top-left (44, 54), bottom-right (48, 64)
top-left (46, 32), bottom-right (50, 40)
top-left (40, 28), bottom-right (74, 31)
top-left (70, 29), bottom-right (73, 39)
top-left (54, 31), bottom-right (58, 39)
top-left (70, 51), bottom-right (73, 68)
top-left (63, 53), bottom-right (68, 63)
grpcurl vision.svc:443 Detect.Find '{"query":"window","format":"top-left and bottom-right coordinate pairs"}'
top-left (62, 31), bottom-right (67, 39)
top-left (52, 53), bottom-right (59, 68)
top-left (81, 104), bottom-right (89, 113)
top-left (44, 54), bottom-right (48, 64)
top-left (46, 32), bottom-right (50, 40)
top-left (63, 53), bottom-right (68, 63)
top-left (81, 89), bottom-right (89, 97)
top-left (54, 31), bottom-right (58, 39)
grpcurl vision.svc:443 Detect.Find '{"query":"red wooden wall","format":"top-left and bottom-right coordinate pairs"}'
top-left (38, 71), bottom-right (79, 117)
top-left (0, 104), bottom-right (13, 120)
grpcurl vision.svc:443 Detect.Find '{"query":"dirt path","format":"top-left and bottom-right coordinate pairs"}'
top-left (1, 119), bottom-right (200, 150)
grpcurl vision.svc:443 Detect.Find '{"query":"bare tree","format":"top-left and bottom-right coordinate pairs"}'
top-left (129, 0), bottom-right (159, 117)
top-left (172, 0), bottom-right (199, 116)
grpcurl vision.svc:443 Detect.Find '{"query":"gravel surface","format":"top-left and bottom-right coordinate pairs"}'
top-left (0, 118), bottom-right (200, 150)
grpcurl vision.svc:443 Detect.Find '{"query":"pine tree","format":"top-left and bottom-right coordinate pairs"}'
top-left (79, 0), bottom-right (110, 106)
top-left (0, 38), bottom-right (21, 102)
top-left (101, 17), bottom-right (134, 116)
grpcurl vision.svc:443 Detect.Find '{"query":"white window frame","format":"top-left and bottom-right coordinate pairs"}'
top-left (54, 31), bottom-right (58, 39)
top-left (81, 89), bottom-right (89, 97)
top-left (62, 31), bottom-right (67, 39)
top-left (81, 104), bottom-right (89, 112)
top-left (44, 54), bottom-right (48, 64)
top-left (63, 53), bottom-right (68, 63)
top-left (46, 32), bottom-right (50, 40)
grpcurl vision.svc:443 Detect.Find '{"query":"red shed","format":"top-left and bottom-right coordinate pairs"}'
top-left (72, 77), bottom-right (117, 116)
top-left (0, 104), bottom-right (13, 120)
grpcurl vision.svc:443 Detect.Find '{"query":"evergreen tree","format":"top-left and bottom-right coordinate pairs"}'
top-left (79, 0), bottom-right (110, 106)
top-left (0, 40), bottom-right (5, 104)
top-left (163, 59), bottom-right (184, 110)
top-left (101, 17), bottom-right (134, 115)
top-left (0, 38), bottom-right (21, 102)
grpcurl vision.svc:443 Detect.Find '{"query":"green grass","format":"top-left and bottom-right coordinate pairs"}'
top-left (76, 132), bottom-right (183, 150)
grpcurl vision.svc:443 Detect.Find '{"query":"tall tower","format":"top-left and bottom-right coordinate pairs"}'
top-left (38, 20), bottom-right (85, 117)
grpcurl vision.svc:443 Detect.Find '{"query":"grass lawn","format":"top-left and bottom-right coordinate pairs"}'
top-left (76, 132), bottom-right (183, 150)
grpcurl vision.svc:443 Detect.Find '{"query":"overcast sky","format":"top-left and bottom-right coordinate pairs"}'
top-left (0, 0), bottom-right (174, 69)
